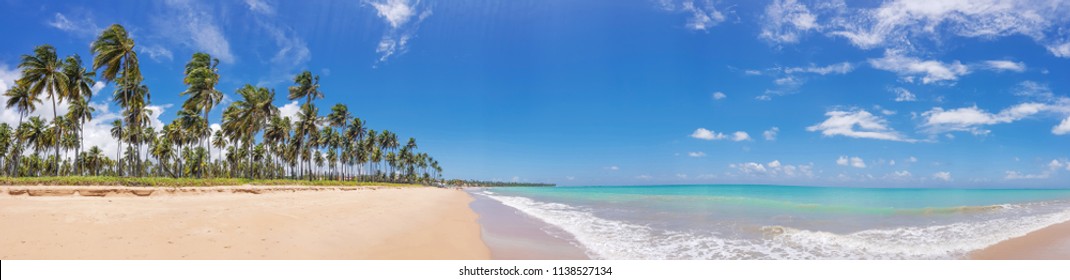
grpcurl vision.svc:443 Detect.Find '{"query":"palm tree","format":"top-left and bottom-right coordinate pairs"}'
top-left (264, 116), bottom-right (290, 179)
top-left (19, 45), bottom-right (71, 175)
top-left (91, 24), bottom-right (141, 86)
top-left (122, 88), bottom-right (152, 177)
top-left (0, 123), bottom-right (12, 176)
top-left (110, 120), bottom-right (123, 175)
top-left (85, 146), bottom-right (103, 176)
top-left (327, 104), bottom-right (350, 179)
top-left (62, 54), bottom-right (96, 175)
top-left (211, 129), bottom-right (227, 175)
top-left (151, 136), bottom-right (174, 177)
top-left (226, 85), bottom-right (279, 178)
top-left (181, 53), bottom-right (222, 167)
top-left (287, 71), bottom-right (323, 105)
top-left (19, 117), bottom-right (48, 170)
top-left (4, 81), bottom-right (40, 175)
top-left (176, 108), bottom-right (206, 177)
top-left (92, 24), bottom-right (142, 176)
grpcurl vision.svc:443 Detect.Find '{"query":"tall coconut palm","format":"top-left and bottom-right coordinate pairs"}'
top-left (227, 85), bottom-right (279, 178)
top-left (293, 103), bottom-right (320, 180)
top-left (264, 116), bottom-right (290, 178)
top-left (122, 87), bottom-right (152, 177)
top-left (86, 146), bottom-right (103, 176)
top-left (19, 117), bottom-right (48, 163)
top-left (19, 45), bottom-right (70, 175)
top-left (327, 104), bottom-right (350, 179)
top-left (62, 54), bottom-right (96, 175)
top-left (110, 119), bottom-right (123, 175)
top-left (4, 81), bottom-right (40, 175)
top-left (287, 71), bottom-right (323, 105)
top-left (181, 53), bottom-right (222, 167)
top-left (91, 24), bottom-right (141, 86)
top-left (0, 123), bottom-right (11, 176)
top-left (211, 129), bottom-right (227, 175)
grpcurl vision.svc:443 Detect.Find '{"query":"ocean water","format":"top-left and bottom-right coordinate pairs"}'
top-left (472, 185), bottom-right (1070, 260)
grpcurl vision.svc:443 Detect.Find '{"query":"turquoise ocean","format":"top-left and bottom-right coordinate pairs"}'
top-left (472, 185), bottom-right (1070, 259)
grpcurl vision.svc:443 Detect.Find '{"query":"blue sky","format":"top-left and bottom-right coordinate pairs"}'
top-left (1, 0), bottom-right (1069, 187)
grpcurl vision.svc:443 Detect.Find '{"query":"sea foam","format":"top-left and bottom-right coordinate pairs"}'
top-left (482, 191), bottom-right (1070, 260)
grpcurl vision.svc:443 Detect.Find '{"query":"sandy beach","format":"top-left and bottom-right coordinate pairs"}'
top-left (970, 221), bottom-right (1070, 260)
top-left (0, 186), bottom-right (489, 260)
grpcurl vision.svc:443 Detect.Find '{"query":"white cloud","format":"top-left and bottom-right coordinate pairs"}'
top-left (729, 160), bottom-right (814, 178)
top-left (760, 0), bottom-right (819, 44)
top-left (732, 131), bottom-right (751, 142)
top-left (837, 156), bottom-right (866, 168)
top-left (983, 60), bottom-right (1026, 72)
top-left (681, 0), bottom-right (726, 31)
top-left (46, 12), bottom-right (102, 38)
top-left (690, 129), bottom-right (750, 141)
top-left (158, 0), bottom-right (236, 63)
top-left (773, 76), bottom-right (800, 86)
top-left (921, 100), bottom-right (1070, 135)
top-left (244, 0), bottom-right (275, 15)
top-left (1049, 42), bottom-right (1070, 58)
top-left (368, 0), bottom-right (432, 63)
top-left (807, 109), bottom-right (914, 142)
top-left (933, 171), bottom-right (952, 181)
top-left (784, 62), bottom-right (854, 75)
top-left (690, 128), bottom-right (725, 140)
top-left (763, 127), bottom-right (779, 141)
top-left (893, 170), bottom-right (912, 178)
top-left (892, 87), bottom-right (917, 102)
top-left (712, 91), bottom-right (727, 100)
top-left (145, 104), bottom-right (171, 130)
top-left (767, 160), bottom-right (781, 168)
top-left (908, 156), bottom-right (918, 163)
top-left (91, 81), bottom-right (105, 94)
top-left (744, 69), bottom-right (763, 75)
top-left (826, 0), bottom-right (1070, 58)
top-left (606, 166), bottom-right (620, 171)
top-left (1015, 81), bottom-right (1055, 101)
top-left (868, 50), bottom-right (970, 84)
top-left (675, 173), bottom-right (688, 179)
top-left (139, 45), bottom-right (174, 62)
top-left (687, 151), bottom-right (706, 157)
top-left (1047, 159), bottom-right (1064, 170)
top-left (263, 22), bottom-right (311, 74)
top-left (835, 156), bottom-right (848, 166)
top-left (1053, 116), bottom-right (1070, 135)
top-left (1004, 171), bottom-right (1049, 179)
top-left (636, 175), bottom-right (653, 180)
top-left (278, 100), bottom-right (300, 120)
top-left (1005, 159), bottom-right (1070, 179)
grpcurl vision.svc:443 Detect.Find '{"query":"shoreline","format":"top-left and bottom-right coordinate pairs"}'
top-left (467, 189), bottom-right (589, 260)
top-left (0, 186), bottom-right (489, 259)
top-left (969, 221), bottom-right (1070, 260)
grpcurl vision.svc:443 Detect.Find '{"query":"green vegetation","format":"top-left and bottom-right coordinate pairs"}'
top-left (0, 176), bottom-right (417, 187)
top-left (446, 179), bottom-right (555, 187)
top-left (1, 24), bottom-right (443, 186)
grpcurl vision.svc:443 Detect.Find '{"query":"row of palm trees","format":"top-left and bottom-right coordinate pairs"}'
top-left (1, 24), bottom-right (442, 184)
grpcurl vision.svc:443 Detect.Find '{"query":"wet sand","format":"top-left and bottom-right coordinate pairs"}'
top-left (970, 221), bottom-right (1070, 260)
top-left (468, 190), bottom-right (589, 259)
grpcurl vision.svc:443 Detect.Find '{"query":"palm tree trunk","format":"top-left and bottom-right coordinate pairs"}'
top-left (51, 95), bottom-right (60, 176)
top-left (77, 125), bottom-right (84, 176)
top-left (13, 114), bottom-right (23, 176)
top-left (117, 131), bottom-right (123, 177)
